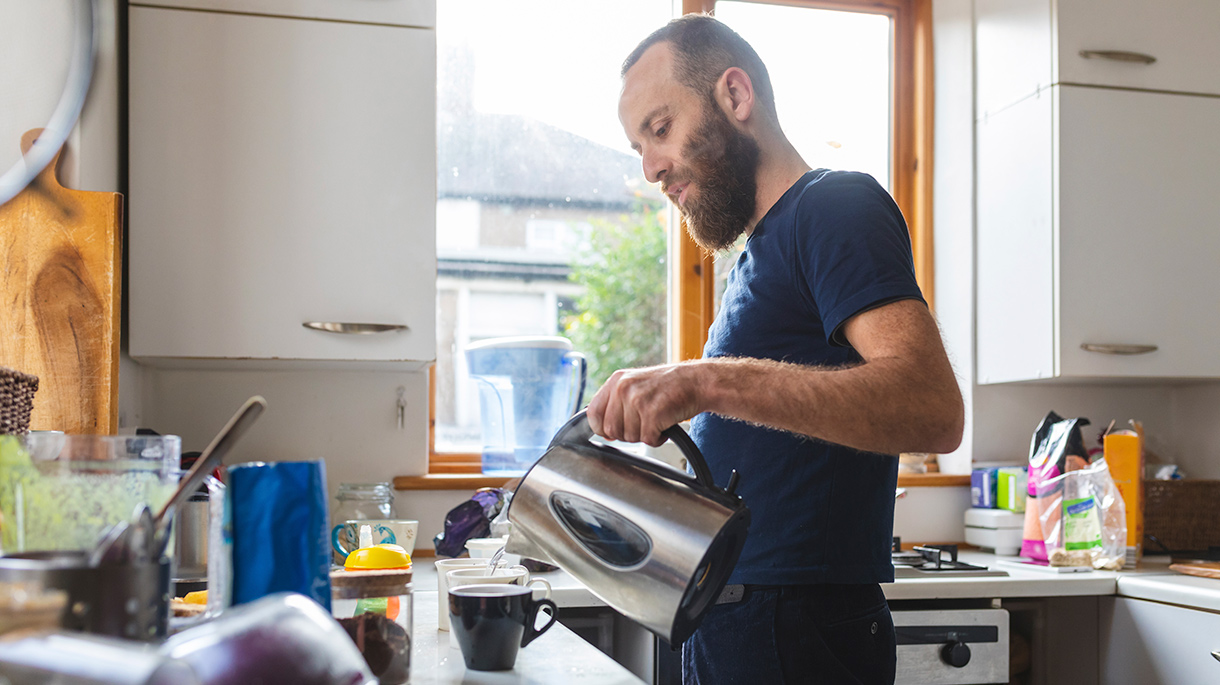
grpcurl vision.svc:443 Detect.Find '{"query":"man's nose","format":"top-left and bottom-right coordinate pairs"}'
top-left (641, 149), bottom-right (669, 184)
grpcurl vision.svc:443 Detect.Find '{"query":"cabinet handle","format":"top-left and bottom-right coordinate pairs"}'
top-left (302, 322), bottom-right (408, 334)
top-left (1080, 343), bottom-right (1158, 355)
top-left (1078, 50), bottom-right (1157, 65)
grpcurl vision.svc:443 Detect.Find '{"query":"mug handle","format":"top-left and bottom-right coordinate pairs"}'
top-left (520, 598), bottom-right (558, 648)
top-left (526, 577), bottom-right (552, 600)
top-left (331, 524), bottom-right (352, 557)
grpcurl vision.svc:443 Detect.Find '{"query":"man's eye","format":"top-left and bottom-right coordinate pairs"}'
top-left (655, 125), bottom-right (668, 138)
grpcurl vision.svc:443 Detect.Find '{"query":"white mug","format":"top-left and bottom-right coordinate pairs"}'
top-left (434, 558), bottom-right (490, 631)
top-left (447, 566), bottom-right (552, 599)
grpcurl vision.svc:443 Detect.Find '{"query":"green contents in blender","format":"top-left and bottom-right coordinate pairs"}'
top-left (0, 436), bottom-right (177, 553)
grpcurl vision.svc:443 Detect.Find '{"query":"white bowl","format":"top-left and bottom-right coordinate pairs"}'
top-left (465, 536), bottom-right (519, 565)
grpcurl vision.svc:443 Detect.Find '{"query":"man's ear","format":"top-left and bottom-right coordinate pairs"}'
top-left (715, 67), bottom-right (755, 123)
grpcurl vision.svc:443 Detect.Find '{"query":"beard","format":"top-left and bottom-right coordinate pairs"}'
top-left (668, 103), bottom-right (761, 252)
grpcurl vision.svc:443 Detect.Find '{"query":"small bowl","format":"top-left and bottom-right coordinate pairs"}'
top-left (465, 536), bottom-right (519, 565)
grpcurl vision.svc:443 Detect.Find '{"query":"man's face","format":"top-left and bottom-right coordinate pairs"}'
top-left (619, 43), bottom-right (760, 251)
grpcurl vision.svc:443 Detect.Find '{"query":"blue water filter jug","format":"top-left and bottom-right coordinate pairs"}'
top-left (465, 336), bottom-right (587, 476)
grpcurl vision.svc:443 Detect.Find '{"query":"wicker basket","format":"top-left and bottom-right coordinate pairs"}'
top-left (0, 366), bottom-right (39, 435)
top-left (1144, 479), bottom-right (1220, 553)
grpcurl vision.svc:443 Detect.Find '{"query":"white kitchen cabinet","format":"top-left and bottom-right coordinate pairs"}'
top-left (1100, 596), bottom-right (1220, 684)
top-left (977, 85), bottom-right (1220, 383)
top-left (977, 0), bottom-right (1220, 118)
top-left (130, 0), bottom-right (434, 28)
top-left (129, 5), bottom-right (436, 368)
top-left (975, 0), bottom-right (1220, 383)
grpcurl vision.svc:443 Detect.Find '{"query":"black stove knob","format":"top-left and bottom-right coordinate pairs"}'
top-left (941, 641), bottom-right (971, 668)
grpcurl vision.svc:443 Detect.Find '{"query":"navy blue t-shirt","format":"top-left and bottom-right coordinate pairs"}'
top-left (690, 169), bottom-right (924, 586)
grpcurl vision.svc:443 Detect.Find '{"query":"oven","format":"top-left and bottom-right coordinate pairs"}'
top-left (892, 607), bottom-right (1010, 684)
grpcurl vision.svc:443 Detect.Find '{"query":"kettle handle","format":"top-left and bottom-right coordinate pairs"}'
top-left (551, 411), bottom-right (718, 490)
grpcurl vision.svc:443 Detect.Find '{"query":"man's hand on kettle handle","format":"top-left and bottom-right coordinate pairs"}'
top-left (586, 363), bottom-right (703, 447)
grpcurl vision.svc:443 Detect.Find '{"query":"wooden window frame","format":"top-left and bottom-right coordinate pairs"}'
top-left (419, 0), bottom-right (935, 480)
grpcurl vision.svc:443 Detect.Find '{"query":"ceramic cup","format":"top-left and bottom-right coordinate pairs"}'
top-left (332, 518), bottom-right (419, 558)
top-left (449, 584), bottom-right (558, 671)
top-left (446, 566), bottom-right (552, 600)
top-left (434, 558), bottom-right (490, 631)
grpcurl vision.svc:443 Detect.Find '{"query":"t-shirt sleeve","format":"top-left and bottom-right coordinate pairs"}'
top-left (793, 173), bottom-right (926, 347)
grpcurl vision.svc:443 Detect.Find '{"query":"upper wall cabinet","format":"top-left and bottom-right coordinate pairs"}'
top-left (131, 0), bottom-right (435, 27)
top-left (975, 0), bottom-right (1220, 383)
top-left (976, 0), bottom-right (1220, 118)
top-left (129, 4), bottom-right (436, 368)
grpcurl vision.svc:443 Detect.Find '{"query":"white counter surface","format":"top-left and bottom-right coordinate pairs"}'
top-left (415, 552), bottom-right (1184, 608)
top-left (410, 589), bottom-right (644, 684)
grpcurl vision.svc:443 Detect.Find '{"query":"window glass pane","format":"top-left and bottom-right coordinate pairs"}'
top-left (436, 1), bottom-right (672, 454)
top-left (714, 2), bottom-right (893, 189)
top-left (711, 3), bottom-right (894, 314)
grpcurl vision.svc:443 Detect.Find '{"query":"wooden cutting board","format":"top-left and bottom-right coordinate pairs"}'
top-left (0, 129), bottom-right (122, 434)
top-left (1169, 561), bottom-right (1220, 580)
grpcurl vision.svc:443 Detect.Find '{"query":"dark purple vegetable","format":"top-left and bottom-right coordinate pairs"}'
top-left (161, 594), bottom-right (374, 685)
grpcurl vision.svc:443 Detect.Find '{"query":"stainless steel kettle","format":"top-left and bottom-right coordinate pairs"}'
top-left (505, 411), bottom-right (749, 645)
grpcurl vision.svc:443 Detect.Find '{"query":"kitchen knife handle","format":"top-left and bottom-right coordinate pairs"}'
top-left (302, 322), bottom-right (408, 334)
top-left (1078, 50), bottom-right (1157, 65)
top-left (1080, 343), bottom-right (1158, 355)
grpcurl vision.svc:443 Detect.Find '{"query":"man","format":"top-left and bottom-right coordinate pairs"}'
top-left (586, 14), bottom-right (965, 685)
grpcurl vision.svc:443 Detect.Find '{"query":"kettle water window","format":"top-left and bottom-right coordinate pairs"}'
top-left (549, 491), bottom-right (652, 568)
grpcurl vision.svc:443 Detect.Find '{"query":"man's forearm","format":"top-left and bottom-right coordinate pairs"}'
top-left (695, 355), bottom-right (963, 455)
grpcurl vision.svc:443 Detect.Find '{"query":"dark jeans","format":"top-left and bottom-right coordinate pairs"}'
top-left (682, 583), bottom-right (896, 685)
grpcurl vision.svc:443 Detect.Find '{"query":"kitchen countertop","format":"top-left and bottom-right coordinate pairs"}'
top-left (414, 552), bottom-right (1190, 608)
top-left (1116, 572), bottom-right (1220, 613)
top-left (411, 588), bottom-right (644, 684)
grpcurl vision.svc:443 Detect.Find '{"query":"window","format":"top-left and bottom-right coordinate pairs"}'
top-left (427, 0), bottom-right (933, 476)
top-left (431, 0), bottom-right (675, 471)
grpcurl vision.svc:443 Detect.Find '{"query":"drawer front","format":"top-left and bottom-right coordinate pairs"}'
top-left (894, 609), bottom-right (1009, 684)
top-left (1058, 0), bottom-right (1220, 96)
top-left (131, 0), bottom-right (435, 28)
top-left (1101, 597), bottom-right (1220, 684)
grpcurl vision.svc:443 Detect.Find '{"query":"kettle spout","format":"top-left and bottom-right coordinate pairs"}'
top-left (504, 529), bottom-right (554, 565)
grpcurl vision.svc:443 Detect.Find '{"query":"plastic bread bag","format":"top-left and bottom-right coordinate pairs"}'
top-left (1021, 412), bottom-right (1091, 561)
top-left (1034, 458), bottom-right (1127, 570)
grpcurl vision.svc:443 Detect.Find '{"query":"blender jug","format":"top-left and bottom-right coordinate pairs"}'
top-left (465, 337), bottom-right (587, 475)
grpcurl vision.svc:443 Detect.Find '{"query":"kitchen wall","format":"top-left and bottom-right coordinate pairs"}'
top-left (19, 0), bottom-right (1220, 549)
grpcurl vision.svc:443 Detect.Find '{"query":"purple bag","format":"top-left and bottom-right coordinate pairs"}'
top-left (432, 488), bottom-right (509, 558)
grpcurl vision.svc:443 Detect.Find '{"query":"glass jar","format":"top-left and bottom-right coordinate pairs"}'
top-left (331, 569), bottom-right (413, 684)
top-left (331, 483), bottom-right (394, 565)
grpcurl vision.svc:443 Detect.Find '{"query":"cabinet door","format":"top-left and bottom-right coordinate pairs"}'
top-left (130, 7), bottom-right (436, 365)
top-left (1100, 597), bottom-right (1220, 684)
top-left (976, 90), bottom-right (1056, 384)
top-left (139, 0), bottom-right (434, 28)
top-left (1058, 0), bottom-right (1220, 97)
top-left (1057, 86), bottom-right (1220, 378)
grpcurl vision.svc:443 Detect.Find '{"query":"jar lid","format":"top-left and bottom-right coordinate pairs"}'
top-left (330, 568), bottom-right (413, 599)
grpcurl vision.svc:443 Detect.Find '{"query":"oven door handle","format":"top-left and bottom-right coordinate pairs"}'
top-left (895, 625), bottom-right (999, 645)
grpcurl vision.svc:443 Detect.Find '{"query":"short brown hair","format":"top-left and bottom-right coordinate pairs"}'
top-left (622, 14), bottom-right (777, 118)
